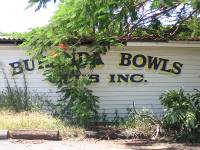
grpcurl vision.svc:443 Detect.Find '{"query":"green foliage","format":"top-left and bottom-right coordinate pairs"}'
top-left (25, 0), bottom-right (200, 44)
top-left (176, 17), bottom-right (200, 39)
top-left (38, 48), bottom-right (99, 127)
top-left (52, 86), bottom-right (99, 127)
top-left (0, 67), bottom-right (46, 112)
top-left (160, 89), bottom-right (200, 142)
top-left (191, 0), bottom-right (200, 9)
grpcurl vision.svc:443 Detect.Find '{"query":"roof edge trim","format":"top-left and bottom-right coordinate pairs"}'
top-left (127, 41), bottom-right (200, 47)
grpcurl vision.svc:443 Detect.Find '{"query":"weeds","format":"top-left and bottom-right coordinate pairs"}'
top-left (119, 107), bottom-right (155, 138)
top-left (0, 64), bottom-right (47, 112)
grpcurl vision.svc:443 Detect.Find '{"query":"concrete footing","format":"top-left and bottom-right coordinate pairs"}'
top-left (0, 130), bottom-right (8, 139)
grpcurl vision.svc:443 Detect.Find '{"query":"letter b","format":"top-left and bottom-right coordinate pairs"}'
top-left (119, 53), bottom-right (132, 66)
top-left (9, 61), bottom-right (23, 75)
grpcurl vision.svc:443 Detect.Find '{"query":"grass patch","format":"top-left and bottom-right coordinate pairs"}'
top-left (0, 110), bottom-right (85, 139)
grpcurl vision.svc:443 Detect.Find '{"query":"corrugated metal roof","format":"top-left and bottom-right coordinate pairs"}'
top-left (0, 36), bottom-right (24, 40)
top-left (0, 35), bottom-right (199, 45)
top-left (0, 36), bottom-right (24, 44)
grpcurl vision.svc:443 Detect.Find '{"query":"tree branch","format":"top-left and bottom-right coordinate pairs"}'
top-left (129, 4), bottom-right (180, 34)
top-left (169, 8), bottom-right (199, 37)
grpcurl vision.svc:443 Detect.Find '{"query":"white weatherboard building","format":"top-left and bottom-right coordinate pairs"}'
top-left (0, 38), bottom-right (200, 120)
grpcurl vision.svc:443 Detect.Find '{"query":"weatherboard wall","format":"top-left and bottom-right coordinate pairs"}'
top-left (0, 43), bottom-right (200, 119)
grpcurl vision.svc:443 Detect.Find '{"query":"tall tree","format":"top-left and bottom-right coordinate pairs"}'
top-left (24, 0), bottom-right (200, 126)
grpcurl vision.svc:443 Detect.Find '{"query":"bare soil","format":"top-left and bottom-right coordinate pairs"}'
top-left (0, 139), bottom-right (200, 150)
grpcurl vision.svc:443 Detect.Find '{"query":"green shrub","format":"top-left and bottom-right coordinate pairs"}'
top-left (160, 89), bottom-right (200, 142)
top-left (51, 83), bottom-right (99, 127)
top-left (41, 50), bottom-right (99, 128)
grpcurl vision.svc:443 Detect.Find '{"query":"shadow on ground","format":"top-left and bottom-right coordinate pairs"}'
top-left (116, 139), bottom-right (200, 150)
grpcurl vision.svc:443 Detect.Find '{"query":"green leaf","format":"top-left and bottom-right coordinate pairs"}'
top-left (151, 0), bottom-right (161, 9)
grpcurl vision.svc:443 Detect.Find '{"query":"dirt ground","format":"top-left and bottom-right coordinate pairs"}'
top-left (0, 139), bottom-right (200, 150)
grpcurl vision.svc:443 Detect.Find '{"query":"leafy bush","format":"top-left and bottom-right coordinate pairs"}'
top-left (42, 51), bottom-right (99, 127)
top-left (51, 82), bottom-right (99, 127)
top-left (160, 89), bottom-right (200, 142)
top-left (0, 67), bottom-right (47, 112)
